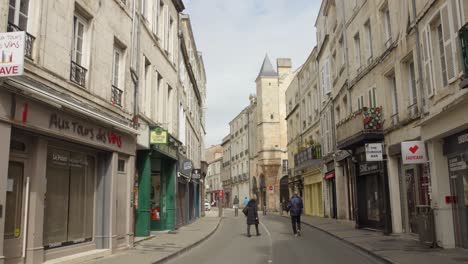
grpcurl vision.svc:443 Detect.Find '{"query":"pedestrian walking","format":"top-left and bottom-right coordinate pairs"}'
top-left (287, 192), bottom-right (303, 237)
top-left (233, 195), bottom-right (240, 216)
top-left (242, 198), bottom-right (261, 237)
top-left (243, 197), bottom-right (249, 207)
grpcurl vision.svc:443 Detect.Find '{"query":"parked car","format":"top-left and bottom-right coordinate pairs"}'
top-left (204, 201), bottom-right (211, 211)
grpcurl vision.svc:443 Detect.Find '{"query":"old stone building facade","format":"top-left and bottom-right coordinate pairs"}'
top-left (0, 0), bottom-right (206, 263)
top-left (286, 0), bottom-right (468, 249)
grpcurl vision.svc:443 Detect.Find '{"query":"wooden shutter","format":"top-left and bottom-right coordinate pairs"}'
top-left (451, 0), bottom-right (463, 75)
top-left (441, 5), bottom-right (456, 81)
top-left (422, 27), bottom-right (434, 96)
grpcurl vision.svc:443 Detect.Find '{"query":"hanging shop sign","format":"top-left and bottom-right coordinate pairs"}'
top-left (0, 31), bottom-right (25, 77)
top-left (192, 169), bottom-right (201, 180)
top-left (401, 141), bottom-right (427, 164)
top-left (150, 128), bottom-right (168, 144)
top-left (323, 171), bottom-right (335, 180)
top-left (365, 143), bottom-right (383, 161)
top-left (179, 159), bottom-right (192, 177)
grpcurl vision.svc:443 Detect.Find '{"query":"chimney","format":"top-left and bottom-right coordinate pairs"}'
top-left (277, 58), bottom-right (292, 77)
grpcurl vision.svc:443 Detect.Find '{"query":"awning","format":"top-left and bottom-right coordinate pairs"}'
top-left (323, 171), bottom-right (335, 180)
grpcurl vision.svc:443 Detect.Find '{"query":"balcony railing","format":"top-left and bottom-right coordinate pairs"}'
top-left (111, 85), bottom-right (123, 106)
top-left (294, 144), bottom-right (322, 171)
top-left (70, 61), bottom-right (87, 87)
top-left (336, 107), bottom-right (384, 149)
top-left (7, 23), bottom-right (35, 59)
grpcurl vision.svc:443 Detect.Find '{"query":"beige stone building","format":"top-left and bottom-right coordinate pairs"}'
top-left (286, 47), bottom-right (324, 217)
top-left (220, 135), bottom-right (231, 207)
top-left (205, 145), bottom-right (222, 204)
top-left (252, 55), bottom-right (294, 211)
top-left (229, 107), bottom-right (251, 206)
top-left (0, 0), bottom-right (208, 263)
top-left (292, 0), bottom-right (468, 249)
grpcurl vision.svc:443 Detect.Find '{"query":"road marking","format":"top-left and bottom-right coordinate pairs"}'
top-left (260, 221), bottom-right (274, 263)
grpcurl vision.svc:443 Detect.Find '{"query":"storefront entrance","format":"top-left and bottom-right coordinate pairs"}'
top-left (445, 129), bottom-right (468, 248)
top-left (357, 173), bottom-right (383, 229)
top-left (279, 176), bottom-right (289, 208)
top-left (4, 161), bottom-right (26, 261)
top-left (43, 147), bottom-right (95, 249)
top-left (448, 154), bottom-right (468, 248)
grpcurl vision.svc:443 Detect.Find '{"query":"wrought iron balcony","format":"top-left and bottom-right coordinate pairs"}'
top-left (111, 85), bottom-right (123, 107)
top-left (7, 23), bottom-right (35, 59)
top-left (336, 107), bottom-right (384, 149)
top-left (294, 144), bottom-right (322, 172)
top-left (70, 61), bottom-right (87, 87)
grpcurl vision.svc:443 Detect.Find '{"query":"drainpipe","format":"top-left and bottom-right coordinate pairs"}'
top-left (247, 110), bottom-right (251, 200)
top-left (131, 0), bottom-right (143, 127)
top-left (411, 0), bottom-right (426, 115)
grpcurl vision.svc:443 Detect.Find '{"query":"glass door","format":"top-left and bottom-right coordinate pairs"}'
top-left (4, 161), bottom-right (25, 260)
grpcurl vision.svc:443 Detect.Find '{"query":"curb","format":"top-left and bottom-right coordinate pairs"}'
top-left (280, 215), bottom-right (394, 264)
top-left (152, 217), bottom-right (223, 264)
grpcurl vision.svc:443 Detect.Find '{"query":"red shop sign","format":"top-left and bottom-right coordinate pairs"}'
top-left (324, 171), bottom-right (335, 180)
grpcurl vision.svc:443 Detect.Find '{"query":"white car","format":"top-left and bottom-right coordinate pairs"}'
top-left (204, 202), bottom-right (211, 211)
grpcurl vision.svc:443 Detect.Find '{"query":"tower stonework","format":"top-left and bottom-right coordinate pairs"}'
top-left (253, 55), bottom-right (294, 211)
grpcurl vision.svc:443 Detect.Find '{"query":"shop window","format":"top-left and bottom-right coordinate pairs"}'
top-left (43, 148), bottom-right (95, 249)
top-left (5, 162), bottom-right (24, 239)
top-left (118, 159), bottom-right (126, 173)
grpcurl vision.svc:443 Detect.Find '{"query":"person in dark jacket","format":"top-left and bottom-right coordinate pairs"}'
top-left (243, 199), bottom-right (260, 237)
top-left (287, 192), bottom-right (304, 236)
top-left (233, 195), bottom-right (239, 216)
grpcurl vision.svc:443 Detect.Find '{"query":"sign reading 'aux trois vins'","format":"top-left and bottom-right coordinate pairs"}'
top-left (0, 31), bottom-right (25, 77)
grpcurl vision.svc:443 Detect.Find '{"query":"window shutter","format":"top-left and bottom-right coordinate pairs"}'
top-left (422, 27), bottom-right (434, 96)
top-left (441, 6), bottom-right (456, 81)
top-left (324, 59), bottom-right (331, 94)
top-left (451, 0), bottom-right (463, 75)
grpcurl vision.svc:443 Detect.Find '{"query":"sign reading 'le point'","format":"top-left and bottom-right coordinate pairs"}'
top-left (401, 141), bottom-right (427, 164)
top-left (0, 31), bottom-right (25, 77)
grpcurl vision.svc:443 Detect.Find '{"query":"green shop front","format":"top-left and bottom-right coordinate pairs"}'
top-left (135, 128), bottom-right (178, 236)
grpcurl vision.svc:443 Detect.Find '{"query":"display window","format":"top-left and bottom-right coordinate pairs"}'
top-left (43, 147), bottom-right (95, 249)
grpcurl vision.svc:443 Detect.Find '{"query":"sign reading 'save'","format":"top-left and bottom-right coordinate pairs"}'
top-left (401, 141), bottom-right (427, 164)
top-left (0, 31), bottom-right (25, 77)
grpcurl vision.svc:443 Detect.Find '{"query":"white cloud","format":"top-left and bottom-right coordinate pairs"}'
top-left (184, 0), bottom-right (320, 146)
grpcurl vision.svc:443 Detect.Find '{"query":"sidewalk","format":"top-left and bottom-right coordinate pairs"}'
top-left (294, 215), bottom-right (468, 264)
top-left (77, 210), bottom-right (221, 264)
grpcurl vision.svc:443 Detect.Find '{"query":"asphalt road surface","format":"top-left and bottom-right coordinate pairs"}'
top-left (166, 209), bottom-right (385, 264)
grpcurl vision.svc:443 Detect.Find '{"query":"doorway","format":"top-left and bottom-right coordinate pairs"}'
top-left (448, 154), bottom-right (468, 248)
top-left (279, 176), bottom-right (289, 210)
top-left (357, 173), bottom-right (384, 229)
top-left (4, 161), bottom-right (26, 261)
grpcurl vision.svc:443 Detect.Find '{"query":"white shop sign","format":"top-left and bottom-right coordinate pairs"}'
top-left (0, 31), bottom-right (25, 77)
top-left (401, 141), bottom-right (427, 164)
top-left (365, 143), bottom-right (383, 161)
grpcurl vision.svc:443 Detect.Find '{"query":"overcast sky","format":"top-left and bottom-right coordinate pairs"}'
top-left (184, 0), bottom-right (320, 147)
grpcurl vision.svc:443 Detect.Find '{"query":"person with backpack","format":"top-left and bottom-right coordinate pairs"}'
top-left (287, 192), bottom-right (304, 237)
top-left (243, 198), bottom-right (261, 237)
